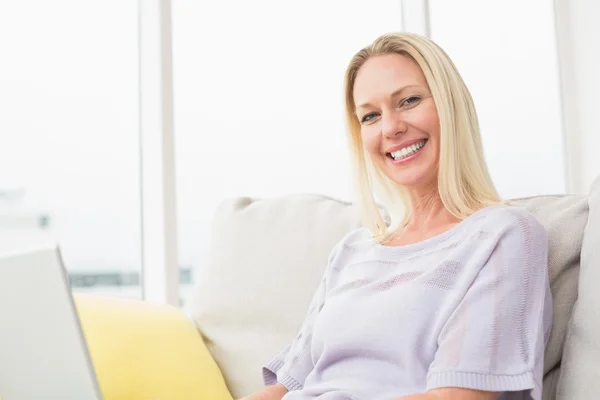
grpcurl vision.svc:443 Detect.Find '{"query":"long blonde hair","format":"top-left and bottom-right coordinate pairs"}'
top-left (344, 32), bottom-right (503, 240)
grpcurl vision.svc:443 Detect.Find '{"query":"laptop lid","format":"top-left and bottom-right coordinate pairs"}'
top-left (0, 246), bottom-right (103, 400)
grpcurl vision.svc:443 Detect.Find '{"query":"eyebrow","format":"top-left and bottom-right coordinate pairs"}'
top-left (355, 84), bottom-right (423, 111)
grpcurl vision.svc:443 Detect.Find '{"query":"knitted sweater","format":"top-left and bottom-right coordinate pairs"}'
top-left (263, 205), bottom-right (552, 400)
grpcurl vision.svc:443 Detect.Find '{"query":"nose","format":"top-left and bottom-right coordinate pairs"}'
top-left (381, 110), bottom-right (407, 139)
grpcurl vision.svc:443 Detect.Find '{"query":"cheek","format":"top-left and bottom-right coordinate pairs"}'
top-left (406, 103), bottom-right (440, 138)
top-left (422, 105), bottom-right (440, 139)
top-left (428, 115), bottom-right (440, 141)
top-left (360, 126), bottom-right (381, 155)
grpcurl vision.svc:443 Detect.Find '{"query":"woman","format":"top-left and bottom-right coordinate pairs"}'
top-left (242, 32), bottom-right (552, 400)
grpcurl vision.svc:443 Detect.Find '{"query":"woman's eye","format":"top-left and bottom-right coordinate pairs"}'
top-left (402, 96), bottom-right (421, 107)
top-left (361, 112), bottom-right (378, 123)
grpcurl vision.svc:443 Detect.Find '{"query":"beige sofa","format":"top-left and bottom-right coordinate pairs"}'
top-left (187, 175), bottom-right (600, 400)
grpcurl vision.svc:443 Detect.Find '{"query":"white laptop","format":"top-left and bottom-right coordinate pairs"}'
top-left (0, 246), bottom-right (103, 400)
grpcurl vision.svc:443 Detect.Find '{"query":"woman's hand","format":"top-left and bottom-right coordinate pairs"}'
top-left (397, 387), bottom-right (498, 400)
top-left (238, 383), bottom-right (289, 400)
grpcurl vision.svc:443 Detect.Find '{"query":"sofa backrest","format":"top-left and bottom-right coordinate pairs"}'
top-left (509, 195), bottom-right (588, 399)
top-left (187, 194), bottom-right (363, 398)
top-left (188, 181), bottom-right (597, 398)
top-left (556, 176), bottom-right (600, 399)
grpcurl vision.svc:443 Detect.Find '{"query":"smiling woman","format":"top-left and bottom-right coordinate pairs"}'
top-left (242, 32), bottom-right (552, 400)
top-left (345, 34), bottom-right (504, 241)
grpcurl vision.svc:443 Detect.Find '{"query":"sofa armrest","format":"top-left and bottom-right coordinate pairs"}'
top-left (74, 293), bottom-right (232, 400)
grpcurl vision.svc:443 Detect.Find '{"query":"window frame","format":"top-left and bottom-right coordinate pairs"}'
top-left (138, 0), bottom-right (180, 306)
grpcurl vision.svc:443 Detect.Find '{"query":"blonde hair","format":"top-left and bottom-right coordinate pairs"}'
top-left (343, 32), bottom-right (503, 240)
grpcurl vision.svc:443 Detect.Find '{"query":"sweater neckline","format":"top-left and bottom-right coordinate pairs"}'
top-left (372, 205), bottom-right (506, 254)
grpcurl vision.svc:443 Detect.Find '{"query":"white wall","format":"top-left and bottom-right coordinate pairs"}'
top-left (555, 0), bottom-right (600, 193)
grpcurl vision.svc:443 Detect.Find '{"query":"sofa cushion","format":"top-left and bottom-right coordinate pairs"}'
top-left (556, 176), bottom-right (600, 399)
top-left (75, 294), bottom-right (232, 400)
top-left (187, 194), bottom-right (364, 398)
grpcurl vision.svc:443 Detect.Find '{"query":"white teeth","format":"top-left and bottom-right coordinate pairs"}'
top-left (389, 140), bottom-right (426, 160)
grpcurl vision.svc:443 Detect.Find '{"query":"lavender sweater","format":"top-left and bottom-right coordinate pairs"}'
top-left (263, 206), bottom-right (552, 400)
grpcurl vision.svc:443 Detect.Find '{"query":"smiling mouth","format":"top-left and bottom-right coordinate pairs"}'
top-left (386, 139), bottom-right (428, 161)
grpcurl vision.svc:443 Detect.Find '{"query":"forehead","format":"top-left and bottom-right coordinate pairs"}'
top-left (353, 54), bottom-right (427, 104)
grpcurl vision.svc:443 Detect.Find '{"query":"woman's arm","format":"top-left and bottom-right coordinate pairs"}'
top-left (239, 383), bottom-right (289, 400)
top-left (397, 388), bottom-right (497, 400)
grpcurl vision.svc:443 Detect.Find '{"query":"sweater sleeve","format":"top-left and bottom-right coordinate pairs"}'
top-left (427, 211), bottom-right (552, 399)
top-left (261, 242), bottom-right (341, 391)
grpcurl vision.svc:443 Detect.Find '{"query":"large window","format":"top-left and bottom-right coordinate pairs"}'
top-left (172, 0), bottom-right (403, 304)
top-left (0, 1), bottom-right (141, 298)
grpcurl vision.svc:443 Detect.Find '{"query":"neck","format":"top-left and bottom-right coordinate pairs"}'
top-left (405, 185), bottom-right (456, 230)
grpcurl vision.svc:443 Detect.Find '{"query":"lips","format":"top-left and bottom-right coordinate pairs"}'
top-left (386, 139), bottom-right (428, 161)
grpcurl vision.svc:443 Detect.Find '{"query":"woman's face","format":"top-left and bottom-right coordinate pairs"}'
top-left (353, 54), bottom-right (440, 189)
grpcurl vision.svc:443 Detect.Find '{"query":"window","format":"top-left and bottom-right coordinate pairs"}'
top-left (428, 0), bottom-right (566, 197)
top-left (172, 0), bottom-right (403, 304)
top-left (0, 1), bottom-right (141, 298)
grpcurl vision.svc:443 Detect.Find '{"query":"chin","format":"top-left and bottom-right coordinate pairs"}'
top-left (383, 166), bottom-right (437, 188)
top-left (389, 174), bottom-right (427, 187)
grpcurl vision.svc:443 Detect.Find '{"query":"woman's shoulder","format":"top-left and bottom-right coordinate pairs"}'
top-left (326, 227), bottom-right (377, 265)
top-left (470, 205), bottom-right (548, 247)
top-left (330, 227), bottom-right (375, 253)
top-left (474, 204), bottom-right (541, 225)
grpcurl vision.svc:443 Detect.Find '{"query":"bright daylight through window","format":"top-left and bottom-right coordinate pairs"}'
top-left (0, 1), bottom-right (142, 298)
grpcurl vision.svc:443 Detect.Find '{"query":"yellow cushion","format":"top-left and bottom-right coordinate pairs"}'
top-left (74, 294), bottom-right (232, 400)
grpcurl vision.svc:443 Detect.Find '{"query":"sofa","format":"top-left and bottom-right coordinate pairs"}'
top-left (75, 174), bottom-right (599, 400)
